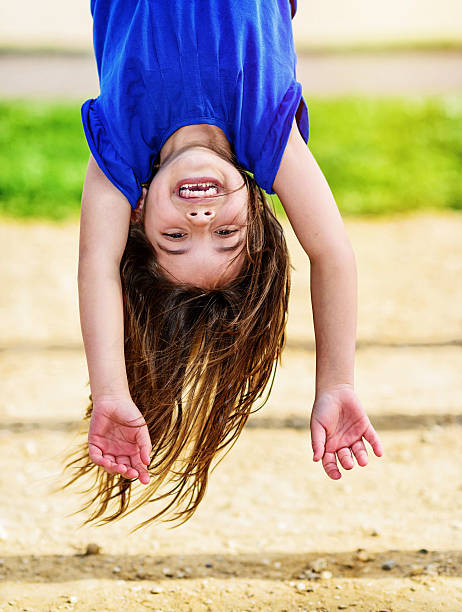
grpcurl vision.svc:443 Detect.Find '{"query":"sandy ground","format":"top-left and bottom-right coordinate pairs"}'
top-left (1, 212), bottom-right (462, 611)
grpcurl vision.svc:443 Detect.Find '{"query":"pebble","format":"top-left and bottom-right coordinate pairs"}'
top-left (420, 433), bottom-right (432, 444)
top-left (66, 596), bottom-right (78, 604)
top-left (150, 586), bottom-right (163, 594)
top-left (131, 585), bottom-right (142, 592)
top-left (112, 566), bottom-right (121, 574)
top-left (320, 570), bottom-right (332, 579)
top-left (296, 581), bottom-right (306, 591)
top-left (356, 550), bottom-right (373, 562)
top-left (84, 543), bottom-right (101, 556)
top-left (418, 548), bottom-right (429, 554)
top-left (409, 565), bottom-right (425, 576)
top-left (308, 558), bottom-right (328, 573)
top-left (162, 567), bottom-right (174, 577)
top-left (204, 562), bottom-right (213, 568)
top-left (338, 606), bottom-right (347, 610)
top-left (381, 561), bottom-right (396, 571)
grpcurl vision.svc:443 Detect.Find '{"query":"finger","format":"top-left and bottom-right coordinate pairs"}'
top-left (131, 453), bottom-right (150, 485)
top-left (351, 440), bottom-right (369, 467)
top-left (364, 424), bottom-right (384, 457)
top-left (89, 447), bottom-right (126, 476)
top-left (136, 426), bottom-right (152, 466)
top-left (322, 451), bottom-right (341, 480)
top-left (100, 454), bottom-right (128, 476)
top-left (88, 448), bottom-right (119, 473)
top-left (116, 455), bottom-right (132, 467)
top-left (310, 422), bottom-right (326, 462)
top-left (337, 447), bottom-right (354, 470)
top-left (104, 455), bottom-right (129, 475)
top-left (116, 455), bottom-right (138, 479)
top-left (99, 458), bottom-right (121, 475)
top-left (88, 444), bottom-right (105, 467)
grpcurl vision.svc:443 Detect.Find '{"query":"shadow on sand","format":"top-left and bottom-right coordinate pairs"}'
top-left (1, 413), bottom-right (461, 433)
top-left (1, 549), bottom-right (461, 583)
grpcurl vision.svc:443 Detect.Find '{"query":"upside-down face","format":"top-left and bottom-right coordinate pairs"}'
top-left (139, 144), bottom-right (248, 288)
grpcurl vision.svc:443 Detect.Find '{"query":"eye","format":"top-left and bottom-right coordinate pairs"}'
top-left (215, 228), bottom-right (238, 236)
top-left (163, 232), bottom-right (186, 239)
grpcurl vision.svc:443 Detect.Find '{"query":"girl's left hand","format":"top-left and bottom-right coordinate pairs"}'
top-left (310, 384), bottom-right (383, 479)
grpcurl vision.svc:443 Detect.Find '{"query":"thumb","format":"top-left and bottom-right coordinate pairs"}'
top-left (310, 420), bottom-right (326, 462)
top-left (137, 425), bottom-right (152, 466)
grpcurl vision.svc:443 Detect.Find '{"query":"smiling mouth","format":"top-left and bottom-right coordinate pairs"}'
top-left (179, 183), bottom-right (218, 198)
top-left (176, 177), bottom-right (222, 199)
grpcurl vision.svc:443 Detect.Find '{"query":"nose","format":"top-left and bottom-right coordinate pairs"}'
top-left (186, 207), bottom-right (216, 225)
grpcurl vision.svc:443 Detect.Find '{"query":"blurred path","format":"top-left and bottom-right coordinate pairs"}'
top-left (1, 51), bottom-right (462, 99)
top-left (2, 0), bottom-right (462, 51)
top-left (2, 213), bottom-right (462, 348)
top-left (1, 214), bottom-right (462, 611)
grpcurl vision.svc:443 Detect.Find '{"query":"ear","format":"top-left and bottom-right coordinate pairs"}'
top-left (131, 187), bottom-right (148, 224)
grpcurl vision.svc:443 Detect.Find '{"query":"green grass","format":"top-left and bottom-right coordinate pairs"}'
top-left (1, 97), bottom-right (462, 220)
top-left (0, 101), bottom-right (88, 220)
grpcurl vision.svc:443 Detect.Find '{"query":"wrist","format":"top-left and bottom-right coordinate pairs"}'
top-left (90, 387), bottom-right (132, 406)
top-left (315, 381), bottom-right (354, 400)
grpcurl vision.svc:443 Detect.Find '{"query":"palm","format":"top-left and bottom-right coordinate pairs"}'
top-left (88, 399), bottom-right (152, 484)
top-left (310, 386), bottom-right (383, 480)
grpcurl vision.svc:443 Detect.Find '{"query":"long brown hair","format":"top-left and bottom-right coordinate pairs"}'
top-left (66, 156), bottom-right (290, 528)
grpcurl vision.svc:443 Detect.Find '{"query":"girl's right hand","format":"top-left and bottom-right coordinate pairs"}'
top-left (88, 397), bottom-right (152, 485)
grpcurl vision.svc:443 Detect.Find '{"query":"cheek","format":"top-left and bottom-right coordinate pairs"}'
top-left (145, 193), bottom-right (179, 231)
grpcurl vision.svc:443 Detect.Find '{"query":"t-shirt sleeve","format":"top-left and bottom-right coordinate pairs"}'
top-left (81, 98), bottom-right (142, 209)
top-left (252, 82), bottom-right (309, 195)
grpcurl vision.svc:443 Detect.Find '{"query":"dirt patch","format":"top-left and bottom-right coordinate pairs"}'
top-left (1, 213), bottom-right (462, 611)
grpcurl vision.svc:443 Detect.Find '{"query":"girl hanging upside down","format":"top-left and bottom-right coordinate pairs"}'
top-left (67, 0), bottom-right (383, 526)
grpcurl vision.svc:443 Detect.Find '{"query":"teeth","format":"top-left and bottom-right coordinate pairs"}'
top-left (180, 182), bottom-right (217, 190)
top-left (179, 182), bottom-right (218, 198)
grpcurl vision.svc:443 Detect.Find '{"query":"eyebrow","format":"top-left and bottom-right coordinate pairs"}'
top-left (157, 240), bottom-right (244, 255)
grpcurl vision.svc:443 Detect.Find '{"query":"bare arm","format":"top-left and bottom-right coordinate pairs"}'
top-left (78, 155), bottom-right (151, 483)
top-left (78, 155), bottom-right (132, 400)
top-left (273, 123), bottom-right (383, 478)
top-left (273, 123), bottom-right (357, 395)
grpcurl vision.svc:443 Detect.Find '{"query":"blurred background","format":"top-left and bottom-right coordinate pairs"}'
top-left (1, 0), bottom-right (462, 219)
top-left (1, 2), bottom-right (462, 611)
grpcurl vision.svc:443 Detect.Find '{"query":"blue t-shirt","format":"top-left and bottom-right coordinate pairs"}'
top-left (82, 0), bottom-right (309, 208)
